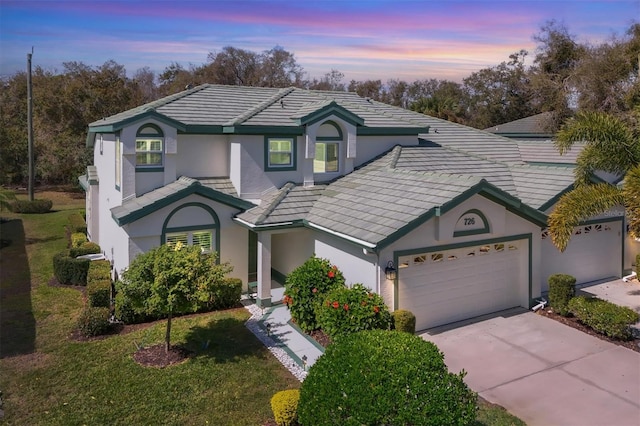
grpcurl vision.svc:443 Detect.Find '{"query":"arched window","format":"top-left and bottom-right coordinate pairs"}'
top-left (314, 121), bottom-right (343, 173)
top-left (136, 124), bottom-right (164, 169)
top-left (161, 203), bottom-right (220, 258)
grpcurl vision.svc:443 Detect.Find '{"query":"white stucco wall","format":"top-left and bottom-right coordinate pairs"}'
top-left (271, 229), bottom-right (314, 276)
top-left (176, 135), bottom-right (229, 178)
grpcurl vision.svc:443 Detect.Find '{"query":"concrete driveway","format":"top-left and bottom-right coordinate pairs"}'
top-left (420, 308), bottom-right (640, 426)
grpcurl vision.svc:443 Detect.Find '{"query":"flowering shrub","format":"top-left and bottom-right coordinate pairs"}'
top-left (316, 284), bottom-right (392, 339)
top-left (284, 256), bottom-right (345, 332)
top-left (298, 330), bottom-right (477, 425)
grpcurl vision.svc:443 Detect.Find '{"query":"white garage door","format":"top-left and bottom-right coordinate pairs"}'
top-left (541, 222), bottom-right (620, 291)
top-left (397, 239), bottom-right (527, 331)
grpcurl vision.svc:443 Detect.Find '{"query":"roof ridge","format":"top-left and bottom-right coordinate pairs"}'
top-left (143, 84), bottom-right (211, 112)
top-left (255, 182), bottom-right (297, 224)
top-left (224, 86), bottom-right (296, 126)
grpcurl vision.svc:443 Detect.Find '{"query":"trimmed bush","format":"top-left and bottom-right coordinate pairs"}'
top-left (298, 330), bottom-right (477, 425)
top-left (68, 212), bottom-right (87, 233)
top-left (69, 241), bottom-right (101, 258)
top-left (316, 283), bottom-right (392, 339)
top-left (115, 289), bottom-right (150, 324)
top-left (284, 256), bottom-right (346, 332)
top-left (77, 307), bottom-right (112, 337)
top-left (568, 296), bottom-right (639, 340)
top-left (207, 277), bottom-right (242, 310)
top-left (10, 198), bottom-right (52, 213)
top-left (548, 273), bottom-right (576, 316)
top-left (270, 389), bottom-right (300, 426)
top-left (53, 252), bottom-right (90, 285)
top-left (87, 260), bottom-right (111, 283)
top-left (87, 279), bottom-right (111, 308)
top-left (392, 309), bottom-right (416, 334)
top-left (71, 232), bottom-right (88, 248)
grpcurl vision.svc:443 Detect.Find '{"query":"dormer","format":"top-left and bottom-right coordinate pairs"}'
top-left (292, 100), bottom-right (364, 186)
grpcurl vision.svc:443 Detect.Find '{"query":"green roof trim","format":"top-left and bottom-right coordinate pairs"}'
top-left (292, 101), bottom-right (365, 127)
top-left (356, 127), bottom-right (429, 136)
top-left (87, 110), bottom-right (186, 147)
top-left (112, 180), bottom-right (255, 226)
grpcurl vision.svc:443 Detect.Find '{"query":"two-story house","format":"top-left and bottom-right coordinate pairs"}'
top-left (80, 85), bottom-right (634, 332)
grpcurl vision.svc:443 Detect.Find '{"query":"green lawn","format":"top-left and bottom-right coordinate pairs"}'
top-left (0, 189), bottom-right (525, 425)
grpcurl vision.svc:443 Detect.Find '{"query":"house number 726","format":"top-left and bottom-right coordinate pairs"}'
top-left (464, 217), bottom-right (475, 226)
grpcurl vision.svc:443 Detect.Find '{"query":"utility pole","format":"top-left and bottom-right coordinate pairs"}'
top-left (27, 49), bottom-right (34, 201)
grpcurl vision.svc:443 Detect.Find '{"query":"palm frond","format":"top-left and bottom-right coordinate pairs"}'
top-left (623, 164), bottom-right (640, 240)
top-left (548, 183), bottom-right (625, 252)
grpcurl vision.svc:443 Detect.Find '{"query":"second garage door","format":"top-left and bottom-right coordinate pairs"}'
top-left (397, 239), bottom-right (527, 331)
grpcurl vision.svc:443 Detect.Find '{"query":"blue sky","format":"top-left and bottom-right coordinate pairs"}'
top-left (1, 0), bottom-right (637, 82)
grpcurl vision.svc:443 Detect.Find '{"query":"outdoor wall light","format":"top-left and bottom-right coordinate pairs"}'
top-left (302, 354), bottom-right (308, 370)
top-left (385, 261), bottom-right (397, 281)
top-left (265, 322), bottom-right (271, 336)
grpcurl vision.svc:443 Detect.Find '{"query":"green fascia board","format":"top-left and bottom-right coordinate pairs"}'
top-left (538, 175), bottom-right (607, 212)
top-left (113, 184), bottom-right (255, 226)
top-left (223, 125), bottom-right (304, 136)
top-left (89, 110), bottom-right (186, 133)
top-left (356, 127), bottom-right (429, 136)
top-left (294, 103), bottom-right (365, 127)
top-left (180, 125), bottom-right (225, 134)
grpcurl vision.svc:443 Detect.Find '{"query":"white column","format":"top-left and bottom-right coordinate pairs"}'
top-left (257, 232), bottom-right (272, 307)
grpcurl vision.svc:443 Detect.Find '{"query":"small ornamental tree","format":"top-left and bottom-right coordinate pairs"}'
top-left (283, 256), bottom-right (345, 332)
top-left (120, 242), bottom-right (232, 352)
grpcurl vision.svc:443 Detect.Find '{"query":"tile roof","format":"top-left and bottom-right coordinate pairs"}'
top-left (485, 112), bottom-right (555, 135)
top-left (516, 141), bottom-right (583, 165)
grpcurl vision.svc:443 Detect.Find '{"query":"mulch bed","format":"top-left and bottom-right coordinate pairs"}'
top-left (132, 344), bottom-right (193, 368)
top-left (536, 308), bottom-right (640, 353)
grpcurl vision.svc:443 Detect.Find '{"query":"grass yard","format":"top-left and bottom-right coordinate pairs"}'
top-left (0, 188), bottom-right (525, 425)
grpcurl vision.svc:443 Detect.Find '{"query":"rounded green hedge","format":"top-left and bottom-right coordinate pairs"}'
top-left (270, 389), bottom-right (300, 426)
top-left (392, 309), bottom-right (416, 334)
top-left (548, 273), bottom-right (576, 316)
top-left (298, 329), bottom-right (477, 426)
top-left (77, 307), bottom-right (112, 337)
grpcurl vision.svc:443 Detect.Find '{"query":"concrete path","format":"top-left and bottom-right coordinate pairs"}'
top-left (421, 309), bottom-right (640, 426)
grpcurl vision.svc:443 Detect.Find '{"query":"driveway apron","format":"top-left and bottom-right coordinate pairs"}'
top-left (420, 308), bottom-right (640, 426)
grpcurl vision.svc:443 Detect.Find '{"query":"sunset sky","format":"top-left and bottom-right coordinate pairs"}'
top-left (1, 0), bottom-right (637, 83)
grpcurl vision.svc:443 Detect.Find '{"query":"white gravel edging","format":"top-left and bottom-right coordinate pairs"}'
top-left (244, 303), bottom-right (308, 382)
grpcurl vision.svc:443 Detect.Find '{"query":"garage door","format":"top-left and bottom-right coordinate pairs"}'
top-left (541, 222), bottom-right (620, 291)
top-left (397, 239), bottom-right (527, 331)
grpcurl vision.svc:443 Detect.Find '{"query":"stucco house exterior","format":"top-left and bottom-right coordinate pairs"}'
top-left (79, 85), bottom-right (636, 332)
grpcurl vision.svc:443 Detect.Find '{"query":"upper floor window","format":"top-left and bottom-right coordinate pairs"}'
top-left (314, 121), bottom-right (342, 174)
top-left (136, 124), bottom-right (164, 169)
top-left (265, 137), bottom-right (296, 171)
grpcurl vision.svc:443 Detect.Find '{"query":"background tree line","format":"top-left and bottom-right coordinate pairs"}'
top-left (1, 21), bottom-right (638, 186)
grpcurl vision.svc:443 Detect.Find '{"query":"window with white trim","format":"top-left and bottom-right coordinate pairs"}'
top-left (136, 125), bottom-right (164, 168)
top-left (267, 137), bottom-right (294, 169)
top-left (166, 230), bottom-right (214, 253)
top-left (314, 142), bottom-right (339, 173)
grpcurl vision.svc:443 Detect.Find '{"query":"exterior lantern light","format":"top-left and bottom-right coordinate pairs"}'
top-left (302, 354), bottom-right (308, 370)
top-left (385, 261), bottom-right (397, 281)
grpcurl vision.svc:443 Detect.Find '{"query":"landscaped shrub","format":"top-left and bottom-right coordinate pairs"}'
top-left (270, 389), bottom-right (300, 426)
top-left (87, 260), bottom-right (111, 283)
top-left (392, 309), bottom-right (416, 334)
top-left (636, 254), bottom-right (640, 272)
top-left (71, 232), bottom-right (88, 248)
top-left (568, 296), bottom-right (639, 340)
top-left (10, 199), bottom-right (52, 214)
top-left (284, 256), bottom-right (346, 332)
top-left (53, 252), bottom-right (90, 285)
top-left (207, 277), bottom-right (242, 310)
top-left (298, 329), bottom-right (477, 426)
top-left (315, 283), bottom-right (391, 339)
top-left (68, 212), bottom-right (87, 233)
top-left (77, 307), bottom-right (112, 337)
top-left (548, 273), bottom-right (576, 316)
top-left (69, 241), bottom-right (101, 258)
top-left (115, 289), bottom-right (150, 324)
top-left (87, 279), bottom-right (111, 308)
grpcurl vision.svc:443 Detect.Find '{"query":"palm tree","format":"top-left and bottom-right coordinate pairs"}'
top-left (548, 111), bottom-right (640, 251)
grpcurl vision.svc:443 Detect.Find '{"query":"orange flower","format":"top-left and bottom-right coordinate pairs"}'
top-left (312, 287), bottom-right (317, 293)
top-left (373, 306), bottom-right (380, 313)
top-left (328, 271), bottom-right (335, 278)
top-left (332, 301), bottom-right (340, 309)
top-left (343, 304), bottom-right (349, 311)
